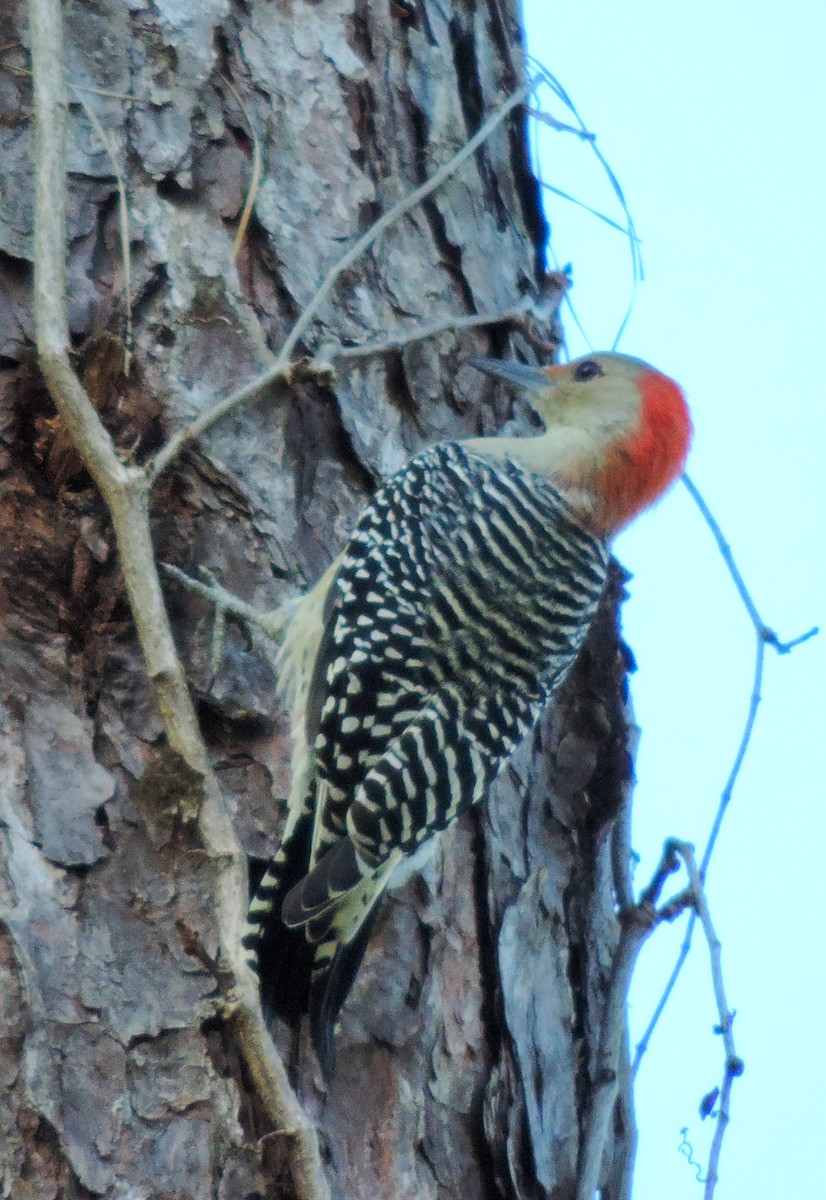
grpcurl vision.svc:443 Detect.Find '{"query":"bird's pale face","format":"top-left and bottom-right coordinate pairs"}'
top-left (466, 351), bottom-right (691, 536)
top-left (536, 353), bottom-right (648, 447)
top-left (467, 352), bottom-right (650, 450)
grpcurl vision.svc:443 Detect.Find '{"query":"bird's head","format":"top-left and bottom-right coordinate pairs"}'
top-left (467, 352), bottom-right (692, 538)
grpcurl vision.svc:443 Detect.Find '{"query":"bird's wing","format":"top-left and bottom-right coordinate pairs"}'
top-left (301, 441), bottom-right (611, 871)
top-left (255, 442), bottom-right (609, 1069)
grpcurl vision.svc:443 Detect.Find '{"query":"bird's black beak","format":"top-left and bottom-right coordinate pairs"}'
top-left (465, 357), bottom-right (554, 396)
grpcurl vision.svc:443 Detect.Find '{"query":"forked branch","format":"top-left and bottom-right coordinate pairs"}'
top-left (671, 843), bottom-right (743, 1200)
top-left (28, 2), bottom-right (328, 1197)
top-left (577, 838), bottom-right (739, 1200)
top-left (148, 75), bottom-right (542, 484)
top-left (633, 479), bottom-right (817, 1088)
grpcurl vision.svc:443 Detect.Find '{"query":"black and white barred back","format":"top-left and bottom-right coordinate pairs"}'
top-left (245, 442), bottom-right (610, 1066)
top-left (309, 442), bottom-right (610, 863)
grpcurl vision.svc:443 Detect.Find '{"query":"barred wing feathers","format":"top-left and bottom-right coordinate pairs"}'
top-left (250, 442), bottom-right (610, 1072)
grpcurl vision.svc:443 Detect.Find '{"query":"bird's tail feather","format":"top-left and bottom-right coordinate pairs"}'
top-left (282, 838), bottom-right (396, 1075)
top-left (282, 836), bottom-right (389, 927)
top-left (309, 899), bottom-right (383, 1078)
top-left (242, 808), bottom-right (316, 1027)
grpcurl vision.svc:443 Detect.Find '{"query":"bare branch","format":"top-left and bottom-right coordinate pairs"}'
top-left (577, 838), bottom-right (691, 1200)
top-left (271, 75), bottom-right (540, 366)
top-left (222, 74), bottom-right (263, 264)
top-left (526, 58), bottom-right (643, 351)
top-left (540, 180), bottom-right (643, 239)
top-left (146, 291), bottom-right (543, 490)
top-left (28, 3), bottom-right (328, 1195)
top-left (577, 822), bottom-right (741, 1200)
top-left (637, 838), bottom-right (681, 907)
top-left (160, 562), bottom-right (294, 672)
top-left (229, 1005), bottom-right (331, 1200)
top-left (671, 843), bottom-right (743, 1200)
top-left (524, 105), bottom-right (595, 139)
top-left (671, 846), bottom-right (738, 1062)
top-left (30, 0), bottom-right (206, 771)
top-left (634, 475), bottom-right (817, 1079)
top-left (682, 474), bottom-right (818, 653)
top-left (72, 88), bottom-right (133, 373)
top-left (0, 43), bottom-right (143, 102)
top-left (148, 74), bottom-right (542, 484)
top-left (328, 297), bottom-right (536, 362)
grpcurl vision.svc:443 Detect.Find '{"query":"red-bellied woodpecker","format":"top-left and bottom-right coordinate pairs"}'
top-left (242, 351), bottom-right (692, 1075)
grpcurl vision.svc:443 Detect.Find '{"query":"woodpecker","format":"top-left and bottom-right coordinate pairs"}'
top-left (242, 351), bottom-right (691, 1075)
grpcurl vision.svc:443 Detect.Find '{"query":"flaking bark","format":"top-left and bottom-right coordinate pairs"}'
top-left (1, 1), bottom-right (635, 1196)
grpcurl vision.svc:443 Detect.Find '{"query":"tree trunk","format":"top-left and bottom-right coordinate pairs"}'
top-left (0, 2), bottom-right (635, 1197)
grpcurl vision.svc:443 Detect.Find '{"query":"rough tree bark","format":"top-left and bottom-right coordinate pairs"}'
top-left (0, 2), bottom-right (637, 1197)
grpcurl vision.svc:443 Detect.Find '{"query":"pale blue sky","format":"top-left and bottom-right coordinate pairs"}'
top-left (523, 2), bottom-right (825, 1196)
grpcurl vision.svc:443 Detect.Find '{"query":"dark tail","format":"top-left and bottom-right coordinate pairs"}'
top-left (243, 809), bottom-right (315, 1027)
top-left (280, 838), bottom-right (392, 1076)
top-left (248, 826), bottom-right (389, 1076)
top-left (307, 898), bottom-right (382, 1078)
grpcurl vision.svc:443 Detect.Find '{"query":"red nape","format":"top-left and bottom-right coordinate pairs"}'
top-left (597, 370), bottom-right (692, 535)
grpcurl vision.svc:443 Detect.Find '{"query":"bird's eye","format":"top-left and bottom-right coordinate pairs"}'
top-left (573, 360), bottom-right (604, 382)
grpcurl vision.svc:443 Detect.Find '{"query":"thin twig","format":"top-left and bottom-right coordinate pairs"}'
top-left (632, 482), bottom-right (818, 1076)
top-left (631, 632), bottom-right (763, 1077)
top-left (575, 841), bottom-right (694, 1200)
top-left (326, 297), bottom-right (536, 362)
top-left (698, 633), bottom-right (764, 878)
top-left (0, 46), bottom-right (143, 102)
top-left (30, 0), bottom-right (205, 765)
top-left (73, 89), bottom-right (133, 373)
top-left (638, 840), bottom-right (681, 907)
top-left (28, 4), bottom-right (328, 1196)
top-left (672, 845), bottom-right (739, 1066)
top-left (222, 75), bottom-right (263, 263)
top-left (160, 563), bottom-right (292, 643)
top-left (70, 82), bottom-right (143, 102)
top-left (544, 235), bottom-right (592, 353)
top-left (148, 356), bottom-right (284, 486)
top-left (148, 75), bottom-right (541, 484)
top-left (527, 58), bottom-right (643, 351)
top-left (683, 474), bottom-right (818, 653)
top-left (148, 294), bottom-right (535, 490)
top-left (0, 41), bottom-right (144, 101)
top-left (671, 843), bottom-right (743, 1200)
top-left (524, 106), bottom-right (596, 140)
top-left (541, 180), bottom-right (644, 240)
top-left (270, 75), bottom-right (540, 366)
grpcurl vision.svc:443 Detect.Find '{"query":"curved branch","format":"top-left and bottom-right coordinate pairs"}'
top-left (682, 474), bottom-right (818, 653)
top-left (630, 633), bottom-right (764, 1078)
top-left (634, 479), bottom-right (817, 1079)
top-left (30, 0), bottom-right (200, 758)
top-left (28, 3), bottom-right (328, 1196)
top-left (671, 843), bottom-right (743, 1200)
